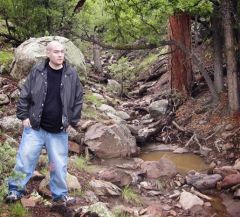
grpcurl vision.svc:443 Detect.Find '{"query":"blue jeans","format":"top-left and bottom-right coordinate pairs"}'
top-left (8, 127), bottom-right (68, 199)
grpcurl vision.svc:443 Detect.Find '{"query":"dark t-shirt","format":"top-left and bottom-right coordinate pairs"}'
top-left (40, 64), bottom-right (63, 133)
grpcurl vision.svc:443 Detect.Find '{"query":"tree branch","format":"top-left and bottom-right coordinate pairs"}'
top-left (73, 33), bottom-right (218, 100)
top-left (73, 33), bottom-right (172, 50)
top-left (73, 0), bottom-right (87, 13)
top-left (0, 32), bottom-right (21, 45)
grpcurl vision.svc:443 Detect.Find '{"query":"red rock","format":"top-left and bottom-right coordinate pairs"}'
top-left (217, 173), bottom-right (240, 189)
top-left (68, 140), bottom-right (83, 154)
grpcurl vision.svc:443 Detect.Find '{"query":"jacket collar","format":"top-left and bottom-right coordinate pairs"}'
top-left (36, 58), bottom-right (72, 75)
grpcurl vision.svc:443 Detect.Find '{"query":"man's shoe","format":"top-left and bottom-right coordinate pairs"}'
top-left (53, 195), bottom-right (76, 206)
top-left (5, 190), bottom-right (22, 203)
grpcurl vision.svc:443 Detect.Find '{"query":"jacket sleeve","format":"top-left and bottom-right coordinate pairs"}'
top-left (70, 74), bottom-right (84, 126)
top-left (16, 70), bottom-right (33, 120)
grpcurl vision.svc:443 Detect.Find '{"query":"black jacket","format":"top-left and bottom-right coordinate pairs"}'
top-left (16, 59), bottom-right (84, 130)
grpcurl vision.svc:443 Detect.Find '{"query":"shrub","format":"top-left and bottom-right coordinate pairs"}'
top-left (107, 57), bottom-right (135, 95)
top-left (121, 186), bottom-right (140, 204)
top-left (74, 155), bottom-right (89, 171)
top-left (9, 202), bottom-right (28, 217)
top-left (0, 142), bottom-right (17, 182)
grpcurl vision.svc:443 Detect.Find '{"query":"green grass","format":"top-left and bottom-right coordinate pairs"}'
top-left (70, 188), bottom-right (85, 197)
top-left (113, 210), bottom-right (131, 217)
top-left (138, 53), bottom-right (158, 69)
top-left (85, 92), bottom-right (105, 108)
top-left (0, 182), bottom-right (7, 203)
top-left (121, 186), bottom-right (141, 204)
top-left (74, 155), bottom-right (89, 171)
top-left (9, 202), bottom-right (28, 217)
top-left (0, 50), bottom-right (14, 65)
top-left (82, 106), bottom-right (107, 121)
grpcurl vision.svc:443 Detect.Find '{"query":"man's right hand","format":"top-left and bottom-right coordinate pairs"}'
top-left (22, 118), bottom-right (32, 128)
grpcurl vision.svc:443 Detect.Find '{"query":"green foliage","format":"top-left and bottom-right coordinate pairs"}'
top-left (132, 52), bottom-right (159, 76)
top-left (108, 57), bottom-right (134, 94)
top-left (121, 186), bottom-right (140, 204)
top-left (0, 0), bottom-right (214, 46)
top-left (71, 188), bottom-right (84, 197)
top-left (0, 142), bottom-right (16, 182)
top-left (85, 92), bottom-right (104, 108)
top-left (9, 202), bottom-right (28, 217)
top-left (0, 50), bottom-right (14, 65)
top-left (113, 210), bottom-right (131, 217)
top-left (0, 0), bottom-right (79, 44)
top-left (82, 106), bottom-right (101, 120)
top-left (74, 155), bottom-right (89, 171)
top-left (0, 181), bottom-right (7, 203)
top-left (99, 0), bottom-right (213, 44)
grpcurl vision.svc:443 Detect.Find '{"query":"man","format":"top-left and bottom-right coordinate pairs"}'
top-left (6, 41), bottom-right (84, 205)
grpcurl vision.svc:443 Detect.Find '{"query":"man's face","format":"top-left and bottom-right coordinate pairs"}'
top-left (47, 43), bottom-right (64, 66)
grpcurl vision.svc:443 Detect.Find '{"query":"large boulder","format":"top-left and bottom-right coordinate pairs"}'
top-left (141, 158), bottom-right (177, 179)
top-left (89, 179), bottom-right (121, 196)
top-left (39, 172), bottom-right (81, 197)
top-left (179, 191), bottom-right (204, 210)
top-left (148, 99), bottom-right (168, 118)
top-left (10, 36), bottom-right (86, 81)
top-left (84, 123), bottom-right (138, 158)
top-left (0, 115), bottom-right (22, 131)
top-left (98, 168), bottom-right (140, 187)
top-left (186, 172), bottom-right (222, 190)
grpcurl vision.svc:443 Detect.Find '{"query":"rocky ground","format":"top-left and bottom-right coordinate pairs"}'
top-left (0, 40), bottom-right (240, 217)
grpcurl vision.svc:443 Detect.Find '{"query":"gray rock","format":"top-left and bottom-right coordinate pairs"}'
top-left (98, 168), bottom-right (138, 187)
top-left (0, 93), bottom-right (9, 105)
top-left (225, 124), bottom-right (234, 131)
top-left (67, 126), bottom-right (83, 144)
top-left (80, 120), bottom-right (96, 131)
top-left (200, 146), bottom-right (212, 156)
top-left (0, 115), bottom-right (22, 131)
top-left (92, 93), bottom-right (105, 100)
top-left (11, 36), bottom-right (86, 80)
top-left (179, 191), bottom-right (203, 210)
top-left (67, 173), bottom-right (81, 192)
top-left (39, 172), bottom-right (81, 197)
top-left (98, 104), bottom-right (116, 114)
top-left (84, 191), bottom-right (99, 203)
top-left (137, 127), bottom-right (157, 143)
top-left (115, 111), bottom-right (130, 120)
top-left (89, 179), bottom-right (121, 196)
top-left (107, 79), bottom-right (122, 96)
top-left (84, 123), bottom-right (137, 158)
top-left (80, 202), bottom-right (113, 217)
top-left (10, 89), bottom-right (20, 99)
top-left (233, 159), bottom-right (240, 171)
top-left (141, 158), bottom-right (177, 179)
top-left (186, 172), bottom-right (222, 190)
top-left (173, 147), bottom-right (189, 154)
top-left (105, 112), bottom-right (126, 124)
top-left (148, 99), bottom-right (168, 118)
top-left (233, 188), bottom-right (240, 199)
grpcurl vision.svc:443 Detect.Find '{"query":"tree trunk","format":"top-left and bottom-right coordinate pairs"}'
top-left (93, 35), bottom-right (103, 74)
top-left (169, 12), bottom-right (192, 97)
top-left (232, 0), bottom-right (240, 70)
top-left (212, 6), bottom-right (224, 93)
top-left (222, 0), bottom-right (240, 113)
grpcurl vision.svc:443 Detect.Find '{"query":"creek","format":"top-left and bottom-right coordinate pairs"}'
top-left (139, 145), bottom-right (237, 217)
top-left (87, 143), bottom-right (239, 217)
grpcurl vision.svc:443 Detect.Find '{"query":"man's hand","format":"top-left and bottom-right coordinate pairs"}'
top-left (22, 118), bottom-right (32, 128)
